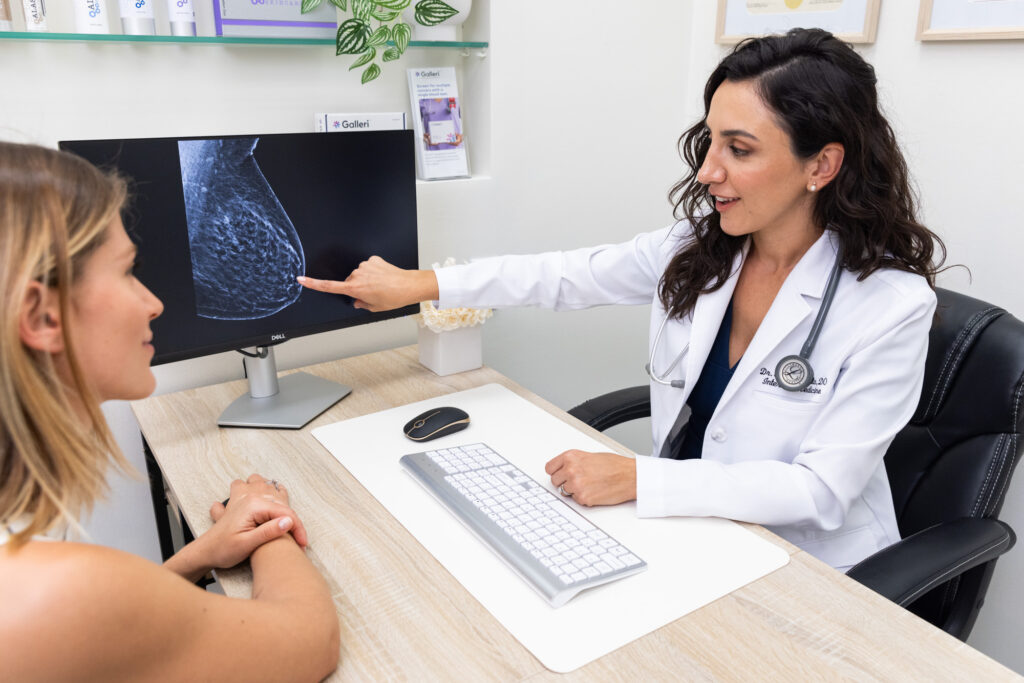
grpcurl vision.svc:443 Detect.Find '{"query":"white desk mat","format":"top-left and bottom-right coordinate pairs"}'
top-left (312, 383), bottom-right (789, 673)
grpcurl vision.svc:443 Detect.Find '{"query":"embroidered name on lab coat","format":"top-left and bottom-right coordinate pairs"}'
top-left (758, 367), bottom-right (829, 395)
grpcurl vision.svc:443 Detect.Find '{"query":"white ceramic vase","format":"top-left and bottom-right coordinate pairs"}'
top-left (403, 0), bottom-right (472, 42)
top-left (418, 324), bottom-right (482, 376)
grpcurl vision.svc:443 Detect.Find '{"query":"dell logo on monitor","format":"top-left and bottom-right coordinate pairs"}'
top-left (271, 333), bottom-right (287, 341)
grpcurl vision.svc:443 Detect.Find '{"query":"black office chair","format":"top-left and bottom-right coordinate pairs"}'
top-left (568, 288), bottom-right (1024, 641)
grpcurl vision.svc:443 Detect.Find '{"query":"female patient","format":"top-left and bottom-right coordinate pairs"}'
top-left (0, 142), bottom-right (338, 682)
top-left (299, 29), bottom-right (946, 572)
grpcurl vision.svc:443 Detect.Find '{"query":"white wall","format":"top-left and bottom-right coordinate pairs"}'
top-left (3, 0), bottom-right (1023, 672)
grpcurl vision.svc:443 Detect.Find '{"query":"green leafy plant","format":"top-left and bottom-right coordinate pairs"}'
top-left (302, 0), bottom-right (460, 84)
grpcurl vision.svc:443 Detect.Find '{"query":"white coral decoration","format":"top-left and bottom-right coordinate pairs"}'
top-left (415, 257), bottom-right (493, 333)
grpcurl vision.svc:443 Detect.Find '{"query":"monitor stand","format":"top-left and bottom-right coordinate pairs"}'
top-left (217, 346), bottom-right (351, 429)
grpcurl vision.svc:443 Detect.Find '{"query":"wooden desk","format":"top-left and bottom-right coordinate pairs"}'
top-left (132, 346), bottom-right (1017, 681)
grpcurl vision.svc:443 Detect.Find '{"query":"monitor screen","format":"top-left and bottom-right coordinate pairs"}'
top-left (60, 130), bottom-right (419, 365)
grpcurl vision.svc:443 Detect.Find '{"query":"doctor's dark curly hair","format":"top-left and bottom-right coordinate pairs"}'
top-left (660, 28), bottom-right (945, 320)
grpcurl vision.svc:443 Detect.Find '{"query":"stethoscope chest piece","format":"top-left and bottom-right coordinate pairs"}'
top-left (775, 354), bottom-right (814, 392)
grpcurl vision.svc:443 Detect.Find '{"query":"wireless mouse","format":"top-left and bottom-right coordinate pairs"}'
top-left (403, 406), bottom-right (470, 442)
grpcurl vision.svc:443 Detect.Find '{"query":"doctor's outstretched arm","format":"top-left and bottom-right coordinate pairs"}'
top-left (298, 256), bottom-right (438, 312)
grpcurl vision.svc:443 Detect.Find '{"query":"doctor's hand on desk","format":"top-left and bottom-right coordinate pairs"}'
top-left (163, 474), bottom-right (309, 583)
top-left (545, 451), bottom-right (637, 507)
top-left (298, 256), bottom-right (438, 312)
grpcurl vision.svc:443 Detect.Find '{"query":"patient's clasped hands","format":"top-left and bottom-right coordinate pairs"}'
top-left (166, 473), bottom-right (308, 583)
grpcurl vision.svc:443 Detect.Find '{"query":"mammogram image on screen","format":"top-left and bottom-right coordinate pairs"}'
top-left (178, 138), bottom-right (305, 320)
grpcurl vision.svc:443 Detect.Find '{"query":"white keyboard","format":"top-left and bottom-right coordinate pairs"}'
top-left (400, 442), bottom-right (647, 608)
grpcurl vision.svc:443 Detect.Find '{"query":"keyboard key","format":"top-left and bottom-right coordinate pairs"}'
top-left (543, 502), bottom-right (596, 532)
top-left (601, 554), bottom-right (625, 570)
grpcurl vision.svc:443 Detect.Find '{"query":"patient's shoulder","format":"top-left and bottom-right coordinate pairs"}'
top-left (0, 537), bottom-right (157, 607)
top-left (0, 540), bottom-right (180, 682)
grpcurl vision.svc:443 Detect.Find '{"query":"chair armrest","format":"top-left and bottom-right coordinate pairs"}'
top-left (568, 385), bottom-right (651, 432)
top-left (846, 517), bottom-right (1015, 607)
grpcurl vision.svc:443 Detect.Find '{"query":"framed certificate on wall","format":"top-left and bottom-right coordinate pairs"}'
top-left (918, 0), bottom-right (1024, 41)
top-left (715, 0), bottom-right (882, 44)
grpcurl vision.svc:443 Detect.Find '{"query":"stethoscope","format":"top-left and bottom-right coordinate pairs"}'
top-left (645, 251), bottom-right (843, 393)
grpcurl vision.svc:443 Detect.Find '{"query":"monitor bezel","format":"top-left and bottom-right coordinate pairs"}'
top-left (150, 303), bottom-right (419, 366)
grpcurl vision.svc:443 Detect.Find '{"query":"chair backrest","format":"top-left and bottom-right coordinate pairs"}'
top-left (884, 287), bottom-right (1024, 637)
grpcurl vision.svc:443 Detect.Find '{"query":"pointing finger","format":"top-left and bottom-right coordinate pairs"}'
top-left (297, 276), bottom-right (351, 296)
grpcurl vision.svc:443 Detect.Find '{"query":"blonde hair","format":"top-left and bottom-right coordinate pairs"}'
top-left (0, 142), bottom-right (129, 548)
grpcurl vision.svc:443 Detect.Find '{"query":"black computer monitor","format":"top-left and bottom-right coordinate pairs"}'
top-left (60, 130), bottom-right (418, 428)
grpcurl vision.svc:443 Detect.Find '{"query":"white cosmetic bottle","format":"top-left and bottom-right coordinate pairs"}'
top-left (118, 0), bottom-right (154, 35)
top-left (1, 0), bottom-right (13, 31)
top-left (165, 0), bottom-right (194, 37)
top-left (21, 0), bottom-right (47, 32)
top-left (74, 0), bottom-right (110, 34)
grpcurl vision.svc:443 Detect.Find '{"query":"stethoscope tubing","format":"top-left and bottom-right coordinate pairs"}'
top-left (646, 318), bottom-right (689, 388)
top-left (799, 254), bottom-right (842, 359)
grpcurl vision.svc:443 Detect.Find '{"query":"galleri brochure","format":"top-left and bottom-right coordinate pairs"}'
top-left (407, 67), bottom-right (470, 180)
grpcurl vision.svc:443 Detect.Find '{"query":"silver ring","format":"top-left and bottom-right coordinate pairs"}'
top-left (269, 479), bottom-right (280, 492)
top-left (558, 484), bottom-right (570, 497)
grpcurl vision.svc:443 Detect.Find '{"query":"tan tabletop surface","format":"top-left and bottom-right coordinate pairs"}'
top-left (132, 346), bottom-right (1018, 681)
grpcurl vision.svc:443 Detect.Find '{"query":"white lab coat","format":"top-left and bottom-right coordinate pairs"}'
top-left (435, 223), bottom-right (936, 569)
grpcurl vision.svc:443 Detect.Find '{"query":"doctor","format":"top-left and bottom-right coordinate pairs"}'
top-left (299, 28), bottom-right (946, 571)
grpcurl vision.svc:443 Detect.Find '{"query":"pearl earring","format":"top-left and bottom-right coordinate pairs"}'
top-left (809, 183), bottom-right (817, 192)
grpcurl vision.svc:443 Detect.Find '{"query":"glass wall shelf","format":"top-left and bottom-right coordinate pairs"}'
top-left (0, 31), bottom-right (487, 49)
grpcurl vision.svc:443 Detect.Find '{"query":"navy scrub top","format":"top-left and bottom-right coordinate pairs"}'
top-left (672, 299), bottom-right (738, 461)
